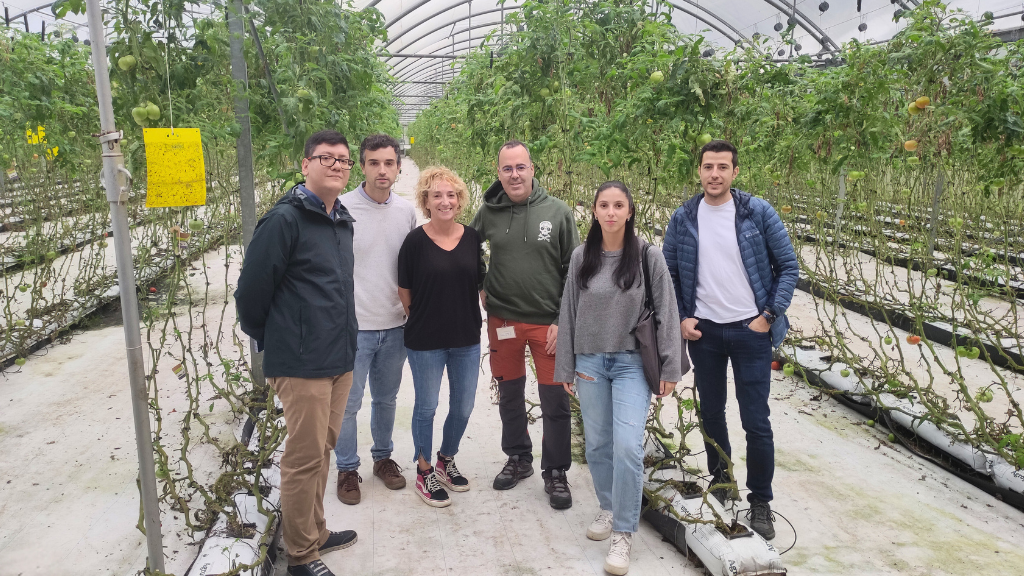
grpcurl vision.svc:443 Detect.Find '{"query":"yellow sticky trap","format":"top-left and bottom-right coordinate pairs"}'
top-left (143, 128), bottom-right (207, 207)
top-left (409, 136), bottom-right (414, 144)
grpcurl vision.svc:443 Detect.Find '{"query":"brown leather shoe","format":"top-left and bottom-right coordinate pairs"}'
top-left (336, 470), bottom-right (361, 505)
top-left (373, 458), bottom-right (407, 490)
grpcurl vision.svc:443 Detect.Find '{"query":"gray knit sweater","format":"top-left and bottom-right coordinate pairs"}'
top-left (554, 241), bottom-right (682, 383)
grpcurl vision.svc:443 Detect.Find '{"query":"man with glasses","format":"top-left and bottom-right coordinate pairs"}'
top-left (470, 140), bottom-right (579, 509)
top-left (334, 134), bottom-right (417, 505)
top-left (235, 130), bottom-right (359, 576)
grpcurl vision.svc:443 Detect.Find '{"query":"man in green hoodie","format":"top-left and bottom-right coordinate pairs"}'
top-left (471, 140), bottom-right (580, 509)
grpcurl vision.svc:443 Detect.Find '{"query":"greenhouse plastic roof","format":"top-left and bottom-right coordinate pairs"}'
top-left (356, 0), bottom-right (1024, 124)
top-left (3, 0), bottom-right (1022, 125)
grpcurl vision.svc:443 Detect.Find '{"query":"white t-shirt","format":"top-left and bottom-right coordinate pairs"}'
top-left (340, 186), bottom-right (418, 330)
top-left (693, 197), bottom-right (758, 323)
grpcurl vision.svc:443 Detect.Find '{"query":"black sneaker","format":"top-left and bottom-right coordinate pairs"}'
top-left (436, 452), bottom-right (470, 492)
top-left (492, 454), bottom-right (534, 490)
top-left (288, 559), bottom-right (335, 576)
top-left (746, 500), bottom-right (776, 540)
top-left (318, 529), bottom-right (357, 554)
top-left (542, 468), bottom-right (573, 510)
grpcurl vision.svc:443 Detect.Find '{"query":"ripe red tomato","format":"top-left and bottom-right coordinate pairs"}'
top-left (771, 361), bottom-right (782, 371)
top-left (906, 335), bottom-right (922, 345)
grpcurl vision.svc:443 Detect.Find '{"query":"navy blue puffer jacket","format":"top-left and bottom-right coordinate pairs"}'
top-left (663, 189), bottom-right (799, 348)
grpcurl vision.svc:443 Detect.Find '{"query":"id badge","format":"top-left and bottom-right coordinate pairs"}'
top-left (496, 326), bottom-right (516, 340)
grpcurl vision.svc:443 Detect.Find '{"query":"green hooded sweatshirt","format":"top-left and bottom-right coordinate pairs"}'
top-left (471, 178), bottom-right (579, 325)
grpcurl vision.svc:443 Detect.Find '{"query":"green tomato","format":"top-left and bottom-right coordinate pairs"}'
top-left (883, 336), bottom-right (893, 345)
top-left (782, 363), bottom-right (795, 376)
top-left (840, 369), bottom-right (851, 377)
top-left (284, 180), bottom-right (296, 189)
top-left (991, 178), bottom-right (1005, 188)
top-left (900, 188), bottom-right (912, 196)
top-left (650, 70), bottom-right (665, 84)
top-left (550, 81), bottom-right (560, 91)
top-left (976, 389), bottom-right (994, 403)
top-left (956, 346), bottom-right (969, 357)
top-left (117, 55), bottom-right (137, 71)
top-left (906, 157), bottom-right (921, 166)
top-left (887, 433), bottom-right (896, 442)
top-left (926, 268), bottom-right (937, 277)
top-left (297, 89), bottom-right (312, 99)
top-left (540, 88), bottom-right (551, 98)
top-left (67, 131), bottom-right (77, 139)
top-left (98, 240), bottom-right (109, 248)
top-left (866, 419), bottom-right (875, 427)
top-left (18, 285), bottom-right (29, 293)
top-left (14, 319), bottom-right (25, 327)
top-left (696, 133), bottom-right (714, 147)
top-left (131, 107), bottom-right (149, 126)
top-left (188, 220), bottom-right (204, 232)
top-left (14, 357), bottom-right (26, 366)
top-left (951, 217), bottom-right (964, 229)
top-left (967, 347), bottom-right (981, 360)
top-left (146, 103), bottom-right (161, 121)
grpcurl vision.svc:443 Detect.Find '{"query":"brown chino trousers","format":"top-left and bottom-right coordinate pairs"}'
top-left (270, 373), bottom-right (353, 566)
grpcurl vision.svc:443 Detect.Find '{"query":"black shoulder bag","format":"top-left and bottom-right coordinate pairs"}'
top-left (633, 244), bottom-right (690, 395)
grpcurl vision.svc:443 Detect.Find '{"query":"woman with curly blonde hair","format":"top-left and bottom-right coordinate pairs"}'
top-left (398, 166), bottom-right (485, 507)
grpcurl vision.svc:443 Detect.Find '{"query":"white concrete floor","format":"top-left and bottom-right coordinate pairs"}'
top-left (1, 159), bottom-right (1023, 576)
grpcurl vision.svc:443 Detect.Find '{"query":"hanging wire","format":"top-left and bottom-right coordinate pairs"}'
top-left (161, 1), bottom-right (174, 133)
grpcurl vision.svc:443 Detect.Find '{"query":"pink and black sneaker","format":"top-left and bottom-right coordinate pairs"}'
top-left (435, 452), bottom-right (470, 492)
top-left (414, 465), bottom-right (451, 508)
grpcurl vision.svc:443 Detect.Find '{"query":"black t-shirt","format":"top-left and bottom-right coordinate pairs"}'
top-left (398, 225), bottom-right (485, 351)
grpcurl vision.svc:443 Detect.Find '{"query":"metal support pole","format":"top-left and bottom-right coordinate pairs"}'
top-left (927, 170), bottom-right (945, 259)
top-left (227, 0), bottom-right (266, 392)
top-left (84, 1), bottom-right (165, 573)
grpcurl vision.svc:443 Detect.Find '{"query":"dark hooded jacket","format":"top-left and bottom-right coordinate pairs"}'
top-left (470, 178), bottom-right (579, 325)
top-left (234, 186), bottom-right (357, 378)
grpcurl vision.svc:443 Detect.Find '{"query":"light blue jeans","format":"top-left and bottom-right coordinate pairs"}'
top-left (407, 344), bottom-right (480, 463)
top-left (335, 328), bottom-right (407, 471)
top-left (574, 351), bottom-right (652, 533)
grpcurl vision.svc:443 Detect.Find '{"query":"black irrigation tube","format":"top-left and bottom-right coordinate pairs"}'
top-left (787, 195), bottom-right (1024, 267)
top-left (793, 227), bottom-right (1024, 302)
top-left (779, 350), bottom-right (1024, 512)
top-left (0, 219), bottom-right (239, 370)
top-left (794, 276), bottom-right (1024, 375)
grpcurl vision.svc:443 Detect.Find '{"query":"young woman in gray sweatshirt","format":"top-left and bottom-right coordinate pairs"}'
top-left (554, 181), bottom-right (681, 576)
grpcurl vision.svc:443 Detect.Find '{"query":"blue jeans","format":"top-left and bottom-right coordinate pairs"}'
top-left (689, 317), bottom-right (775, 503)
top-left (574, 351), bottom-right (652, 533)
top-left (335, 328), bottom-right (407, 471)
top-left (407, 344), bottom-right (480, 463)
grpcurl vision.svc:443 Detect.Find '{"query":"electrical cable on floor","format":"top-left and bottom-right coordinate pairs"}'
top-left (734, 507), bottom-right (798, 555)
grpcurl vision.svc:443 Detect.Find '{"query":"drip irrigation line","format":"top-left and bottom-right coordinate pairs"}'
top-left (782, 348), bottom-right (1024, 513)
top-left (733, 507), bottom-right (797, 555)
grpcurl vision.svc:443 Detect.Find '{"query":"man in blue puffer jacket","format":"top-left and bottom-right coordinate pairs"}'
top-left (663, 140), bottom-right (798, 541)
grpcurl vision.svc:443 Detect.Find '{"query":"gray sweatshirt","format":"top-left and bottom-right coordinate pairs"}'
top-left (554, 241), bottom-right (682, 383)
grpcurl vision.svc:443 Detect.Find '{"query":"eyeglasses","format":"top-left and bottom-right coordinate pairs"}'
top-left (500, 164), bottom-right (532, 175)
top-left (309, 155), bottom-right (356, 169)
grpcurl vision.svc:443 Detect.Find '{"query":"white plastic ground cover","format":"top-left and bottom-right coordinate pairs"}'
top-left (782, 345), bottom-right (1024, 496)
top-left (642, 441), bottom-right (786, 576)
top-left (184, 414), bottom-right (285, 576)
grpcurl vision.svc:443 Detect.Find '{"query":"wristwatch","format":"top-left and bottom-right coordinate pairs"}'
top-left (760, 309), bottom-right (777, 325)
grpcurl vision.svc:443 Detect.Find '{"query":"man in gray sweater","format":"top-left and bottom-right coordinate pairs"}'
top-left (334, 134), bottom-right (418, 505)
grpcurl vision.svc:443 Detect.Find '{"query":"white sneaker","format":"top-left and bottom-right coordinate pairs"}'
top-left (604, 531), bottom-right (632, 575)
top-left (587, 509), bottom-right (614, 541)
